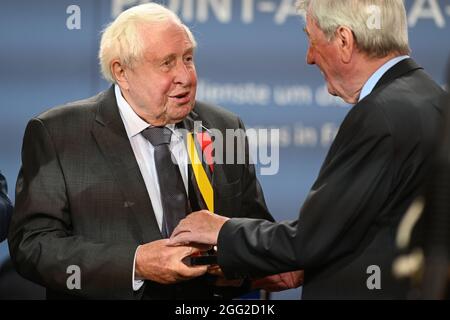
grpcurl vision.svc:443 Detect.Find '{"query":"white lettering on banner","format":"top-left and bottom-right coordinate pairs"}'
top-left (294, 124), bottom-right (318, 147)
top-left (169, 0), bottom-right (195, 22)
top-left (273, 85), bottom-right (313, 106)
top-left (241, 0), bottom-right (254, 23)
top-left (409, 0), bottom-right (445, 28)
top-left (273, 0), bottom-right (298, 25)
top-left (315, 85), bottom-right (348, 108)
top-left (279, 126), bottom-right (292, 147)
top-left (197, 80), bottom-right (271, 106)
top-left (197, 81), bottom-right (350, 108)
top-left (258, 1), bottom-right (276, 13)
top-left (197, 0), bottom-right (232, 23)
top-left (110, 0), bottom-right (450, 28)
top-left (249, 123), bottom-right (339, 149)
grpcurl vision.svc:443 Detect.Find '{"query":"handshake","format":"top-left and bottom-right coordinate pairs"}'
top-left (135, 210), bottom-right (303, 292)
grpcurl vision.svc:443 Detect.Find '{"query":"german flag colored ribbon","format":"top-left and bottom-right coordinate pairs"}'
top-left (186, 131), bottom-right (214, 212)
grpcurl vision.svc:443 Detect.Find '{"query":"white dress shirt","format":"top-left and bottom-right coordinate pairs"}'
top-left (114, 85), bottom-right (189, 291)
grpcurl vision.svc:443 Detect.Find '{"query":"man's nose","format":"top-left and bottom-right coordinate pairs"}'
top-left (174, 62), bottom-right (192, 85)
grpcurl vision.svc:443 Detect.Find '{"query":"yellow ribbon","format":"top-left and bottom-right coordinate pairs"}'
top-left (186, 133), bottom-right (214, 212)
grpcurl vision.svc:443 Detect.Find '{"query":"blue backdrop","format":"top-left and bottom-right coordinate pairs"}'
top-left (1, 0), bottom-right (450, 299)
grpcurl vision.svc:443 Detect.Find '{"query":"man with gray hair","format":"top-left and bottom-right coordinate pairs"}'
top-left (8, 3), bottom-right (280, 299)
top-left (170, 0), bottom-right (448, 299)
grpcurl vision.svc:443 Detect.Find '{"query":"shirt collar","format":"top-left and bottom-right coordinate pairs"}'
top-left (358, 55), bottom-right (410, 102)
top-left (114, 84), bottom-right (177, 139)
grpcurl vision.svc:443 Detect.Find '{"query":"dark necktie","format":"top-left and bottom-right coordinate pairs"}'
top-left (141, 126), bottom-right (190, 238)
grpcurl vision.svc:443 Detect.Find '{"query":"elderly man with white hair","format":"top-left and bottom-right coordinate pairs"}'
top-left (8, 3), bottom-right (283, 299)
top-left (170, 0), bottom-right (448, 299)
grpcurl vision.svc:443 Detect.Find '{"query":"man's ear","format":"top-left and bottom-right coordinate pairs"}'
top-left (336, 26), bottom-right (355, 64)
top-left (111, 60), bottom-right (129, 90)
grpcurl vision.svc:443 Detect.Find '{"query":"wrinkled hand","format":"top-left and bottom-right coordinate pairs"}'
top-left (169, 210), bottom-right (230, 246)
top-left (135, 239), bottom-right (208, 284)
top-left (251, 270), bottom-right (304, 292)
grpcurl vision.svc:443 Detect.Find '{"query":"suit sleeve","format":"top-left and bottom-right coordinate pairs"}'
top-left (8, 119), bottom-right (138, 299)
top-left (217, 107), bottom-right (395, 279)
top-left (0, 172), bottom-right (12, 242)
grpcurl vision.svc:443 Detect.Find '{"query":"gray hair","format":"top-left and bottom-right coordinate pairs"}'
top-left (99, 3), bottom-right (197, 83)
top-left (297, 0), bottom-right (410, 58)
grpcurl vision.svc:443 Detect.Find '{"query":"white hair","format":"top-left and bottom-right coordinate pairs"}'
top-left (99, 3), bottom-right (197, 83)
top-left (297, 0), bottom-right (410, 58)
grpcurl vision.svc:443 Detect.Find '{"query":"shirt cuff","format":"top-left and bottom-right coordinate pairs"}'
top-left (132, 245), bottom-right (145, 291)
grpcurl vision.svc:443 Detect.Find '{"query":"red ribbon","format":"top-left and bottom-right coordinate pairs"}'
top-left (195, 132), bottom-right (214, 173)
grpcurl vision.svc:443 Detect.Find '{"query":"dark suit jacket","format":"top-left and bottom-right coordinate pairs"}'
top-left (0, 172), bottom-right (12, 242)
top-left (406, 81), bottom-right (450, 299)
top-left (8, 86), bottom-right (273, 299)
top-left (217, 59), bottom-right (448, 299)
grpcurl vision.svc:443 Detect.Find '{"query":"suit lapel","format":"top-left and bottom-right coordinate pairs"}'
top-left (91, 87), bottom-right (162, 243)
